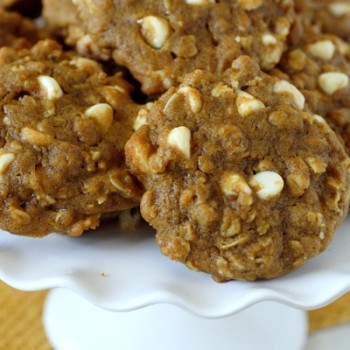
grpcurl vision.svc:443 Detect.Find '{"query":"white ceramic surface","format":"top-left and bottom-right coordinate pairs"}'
top-left (43, 288), bottom-right (307, 350)
top-left (0, 218), bottom-right (350, 318)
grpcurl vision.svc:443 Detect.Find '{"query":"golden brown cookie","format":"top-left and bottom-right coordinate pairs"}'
top-left (0, 0), bottom-right (23, 8)
top-left (295, 0), bottom-right (350, 41)
top-left (0, 9), bottom-right (45, 49)
top-left (125, 56), bottom-right (350, 282)
top-left (45, 0), bottom-right (296, 95)
top-left (274, 32), bottom-right (350, 153)
top-left (42, 0), bottom-right (80, 44)
top-left (0, 39), bottom-right (143, 237)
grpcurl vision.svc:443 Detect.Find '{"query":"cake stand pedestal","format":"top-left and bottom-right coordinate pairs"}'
top-left (2, 220), bottom-right (349, 350)
top-left (43, 288), bottom-right (307, 350)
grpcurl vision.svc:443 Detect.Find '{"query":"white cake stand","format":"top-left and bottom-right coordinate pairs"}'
top-left (1, 218), bottom-right (350, 350)
top-left (44, 289), bottom-right (307, 350)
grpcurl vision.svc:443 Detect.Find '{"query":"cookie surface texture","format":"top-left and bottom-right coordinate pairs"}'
top-left (274, 31), bottom-right (350, 153)
top-left (0, 9), bottom-right (44, 49)
top-left (0, 40), bottom-right (142, 237)
top-left (295, 0), bottom-right (350, 42)
top-left (62, 0), bottom-right (295, 94)
top-left (42, 0), bottom-right (81, 44)
top-left (126, 56), bottom-right (350, 281)
top-left (0, 0), bottom-right (23, 8)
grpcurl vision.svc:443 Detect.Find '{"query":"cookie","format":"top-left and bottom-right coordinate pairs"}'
top-left (0, 9), bottom-right (44, 49)
top-left (45, 0), bottom-right (296, 95)
top-left (42, 0), bottom-right (80, 45)
top-left (125, 56), bottom-right (350, 282)
top-left (274, 32), bottom-right (350, 153)
top-left (0, 39), bottom-right (143, 237)
top-left (295, 0), bottom-right (350, 42)
top-left (0, 0), bottom-right (20, 8)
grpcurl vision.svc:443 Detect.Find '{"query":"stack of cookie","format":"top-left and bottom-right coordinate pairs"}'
top-left (1, 0), bottom-right (350, 282)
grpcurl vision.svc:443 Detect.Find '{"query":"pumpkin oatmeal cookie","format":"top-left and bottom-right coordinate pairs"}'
top-left (0, 0), bottom-right (27, 8)
top-left (44, 0), bottom-right (296, 94)
top-left (274, 31), bottom-right (350, 153)
top-left (0, 9), bottom-right (45, 49)
top-left (125, 56), bottom-right (350, 281)
top-left (42, 0), bottom-right (80, 44)
top-left (295, 0), bottom-right (350, 42)
top-left (0, 39), bottom-right (142, 237)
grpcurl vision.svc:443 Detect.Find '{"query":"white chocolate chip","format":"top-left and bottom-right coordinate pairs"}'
top-left (307, 40), bottom-right (336, 61)
top-left (261, 44), bottom-right (283, 70)
top-left (20, 127), bottom-right (53, 146)
top-left (84, 103), bottom-right (114, 134)
top-left (0, 153), bottom-right (15, 174)
top-left (167, 126), bottom-right (191, 159)
top-left (328, 2), bottom-right (350, 17)
top-left (237, 0), bottom-right (263, 10)
top-left (133, 108), bottom-right (149, 131)
top-left (162, 76), bottom-right (174, 89)
top-left (177, 86), bottom-right (203, 113)
top-left (273, 80), bottom-right (305, 110)
top-left (3, 117), bottom-right (11, 126)
top-left (249, 171), bottom-right (284, 200)
top-left (262, 34), bottom-right (277, 46)
top-left (259, 32), bottom-right (285, 69)
top-left (138, 16), bottom-right (170, 49)
top-left (220, 173), bottom-right (252, 197)
top-left (185, 0), bottom-right (215, 5)
top-left (318, 72), bottom-right (349, 95)
top-left (235, 90), bottom-right (265, 117)
top-left (38, 76), bottom-right (63, 100)
top-left (312, 114), bottom-right (327, 125)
